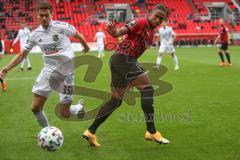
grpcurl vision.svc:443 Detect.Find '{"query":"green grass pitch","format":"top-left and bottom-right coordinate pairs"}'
top-left (0, 46), bottom-right (239, 160)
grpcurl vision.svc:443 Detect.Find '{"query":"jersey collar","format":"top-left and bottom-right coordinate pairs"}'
top-left (40, 20), bottom-right (53, 31)
top-left (23, 27), bottom-right (29, 30)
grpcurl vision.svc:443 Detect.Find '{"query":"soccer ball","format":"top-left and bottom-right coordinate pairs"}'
top-left (37, 126), bottom-right (64, 151)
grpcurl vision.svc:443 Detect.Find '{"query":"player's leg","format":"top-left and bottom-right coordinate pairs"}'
top-left (217, 46), bottom-right (225, 66)
top-left (31, 93), bottom-right (49, 128)
top-left (169, 46), bottom-right (179, 70)
top-left (100, 45), bottom-right (104, 58)
top-left (224, 50), bottom-right (232, 66)
top-left (26, 56), bottom-right (32, 70)
top-left (32, 70), bottom-right (52, 128)
top-left (223, 43), bottom-right (231, 66)
top-left (58, 102), bottom-right (72, 118)
top-left (131, 74), bottom-right (156, 133)
top-left (57, 94), bottom-right (84, 118)
top-left (83, 54), bottom-right (129, 146)
top-left (154, 48), bottom-right (165, 70)
top-left (87, 87), bottom-right (124, 133)
top-left (154, 46), bottom-right (165, 70)
top-left (97, 45), bottom-right (101, 58)
top-left (87, 54), bottom-right (128, 134)
top-left (57, 74), bottom-right (84, 118)
top-left (170, 53), bottom-right (179, 70)
top-left (83, 87), bottom-right (124, 146)
top-left (18, 58), bottom-right (26, 71)
top-left (131, 73), bottom-right (170, 144)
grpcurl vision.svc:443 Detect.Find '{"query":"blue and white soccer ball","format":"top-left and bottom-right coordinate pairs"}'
top-left (37, 126), bottom-right (64, 151)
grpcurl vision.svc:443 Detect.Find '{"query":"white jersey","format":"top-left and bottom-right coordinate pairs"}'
top-left (95, 32), bottom-right (105, 45)
top-left (159, 26), bottom-right (175, 46)
top-left (15, 27), bottom-right (31, 49)
top-left (23, 20), bottom-right (76, 75)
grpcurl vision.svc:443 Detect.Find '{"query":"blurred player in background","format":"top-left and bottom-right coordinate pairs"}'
top-left (83, 4), bottom-right (170, 147)
top-left (0, 35), bottom-right (3, 59)
top-left (0, 35), bottom-right (7, 92)
top-left (0, 1), bottom-right (89, 128)
top-left (214, 19), bottom-right (232, 66)
top-left (94, 28), bottom-right (106, 58)
top-left (11, 22), bottom-right (32, 71)
top-left (154, 20), bottom-right (179, 70)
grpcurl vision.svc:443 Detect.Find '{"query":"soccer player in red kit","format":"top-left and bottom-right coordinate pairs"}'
top-left (214, 19), bottom-right (232, 66)
top-left (83, 4), bottom-right (170, 147)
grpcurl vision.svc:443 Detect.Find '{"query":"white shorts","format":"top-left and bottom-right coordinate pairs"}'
top-left (159, 45), bottom-right (175, 54)
top-left (97, 43), bottom-right (104, 51)
top-left (32, 69), bottom-right (74, 104)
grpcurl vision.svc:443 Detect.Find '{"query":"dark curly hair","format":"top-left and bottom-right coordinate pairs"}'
top-left (153, 4), bottom-right (170, 19)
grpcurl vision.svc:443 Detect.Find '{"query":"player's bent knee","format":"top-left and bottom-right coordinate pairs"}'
top-left (31, 105), bottom-right (42, 113)
top-left (140, 86), bottom-right (154, 98)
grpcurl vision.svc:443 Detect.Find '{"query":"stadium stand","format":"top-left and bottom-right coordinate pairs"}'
top-left (1, 0), bottom-right (240, 47)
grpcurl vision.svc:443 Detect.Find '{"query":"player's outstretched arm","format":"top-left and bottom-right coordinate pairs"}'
top-left (73, 31), bottom-right (90, 53)
top-left (106, 21), bottom-right (128, 38)
top-left (11, 31), bottom-right (20, 47)
top-left (0, 49), bottom-right (29, 79)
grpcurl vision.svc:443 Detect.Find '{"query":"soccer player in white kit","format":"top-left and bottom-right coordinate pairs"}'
top-left (94, 28), bottom-right (105, 58)
top-left (154, 21), bottom-right (179, 70)
top-left (0, 1), bottom-right (90, 128)
top-left (12, 22), bottom-right (32, 71)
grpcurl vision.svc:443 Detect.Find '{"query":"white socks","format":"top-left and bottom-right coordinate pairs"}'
top-left (20, 57), bottom-right (31, 68)
top-left (156, 56), bottom-right (162, 66)
top-left (156, 54), bottom-right (179, 70)
top-left (172, 55), bottom-right (179, 70)
top-left (70, 103), bottom-right (84, 115)
top-left (34, 111), bottom-right (49, 128)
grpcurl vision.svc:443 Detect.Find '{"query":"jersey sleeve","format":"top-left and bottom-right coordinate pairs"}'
top-left (125, 19), bottom-right (142, 34)
top-left (23, 33), bottom-right (37, 51)
top-left (61, 22), bottom-right (76, 37)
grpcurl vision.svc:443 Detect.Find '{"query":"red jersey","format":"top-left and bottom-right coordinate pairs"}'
top-left (115, 18), bottom-right (155, 59)
top-left (219, 25), bottom-right (229, 43)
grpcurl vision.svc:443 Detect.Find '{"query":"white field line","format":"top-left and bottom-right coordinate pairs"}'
top-left (6, 77), bottom-right (36, 81)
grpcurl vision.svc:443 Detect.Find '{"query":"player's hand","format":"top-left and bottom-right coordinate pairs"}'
top-left (0, 67), bottom-right (8, 80)
top-left (228, 40), bottom-right (231, 45)
top-left (106, 21), bottom-right (117, 37)
top-left (82, 45), bottom-right (90, 54)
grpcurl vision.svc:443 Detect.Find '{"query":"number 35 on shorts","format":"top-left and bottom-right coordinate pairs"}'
top-left (62, 85), bottom-right (73, 95)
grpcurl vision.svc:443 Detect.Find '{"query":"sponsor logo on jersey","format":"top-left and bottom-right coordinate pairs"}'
top-left (53, 35), bottom-right (59, 41)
